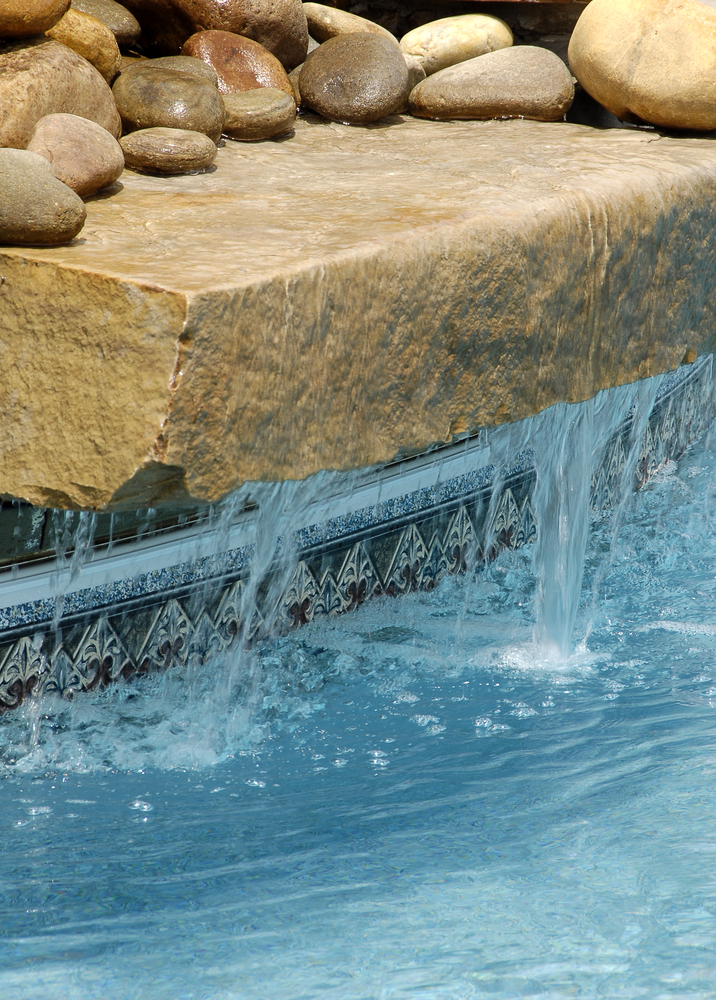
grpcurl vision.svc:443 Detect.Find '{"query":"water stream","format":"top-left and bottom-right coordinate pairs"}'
top-left (2, 386), bottom-right (714, 998)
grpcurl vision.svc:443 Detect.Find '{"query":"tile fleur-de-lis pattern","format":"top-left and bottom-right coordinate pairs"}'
top-left (0, 357), bottom-right (713, 711)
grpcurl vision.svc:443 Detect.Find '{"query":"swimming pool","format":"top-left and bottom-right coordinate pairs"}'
top-left (2, 423), bottom-right (716, 999)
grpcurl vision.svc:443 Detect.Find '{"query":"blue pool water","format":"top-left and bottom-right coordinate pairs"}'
top-left (3, 427), bottom-right (716, 999)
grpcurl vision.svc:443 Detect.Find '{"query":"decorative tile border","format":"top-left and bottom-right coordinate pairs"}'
top-left (0, 356), bottom-right (713, 711)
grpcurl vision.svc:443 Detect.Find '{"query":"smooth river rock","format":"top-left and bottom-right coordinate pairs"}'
top-left (410, 45), bottom-right (574, 121)
top-left (0, 37), bottom-right (121, 148)
top-left (46, 7), bottom-right (122, 81)
top-left (302, 4), bottom-right (397, 45)
top-left (121, 0), bottom-right (308, 70)
top-left (299, 33), bottom-right (409, 124)
top-left (222, 88), bottom-right (296, 140)
top-left (71, 0), bottom-right (141, 48)
top-left (0, 0), bottom-right (69, 39)
top-left (139, 54), bottom-right (218, 86)
top-left (400, 14), bottom-right (513, 76)
top-left (0, 148), bottom-right (85, 245)
top-left (27, 113), bottom-right (124, 197)
top-left (182, 30), bottom-right (294, 100)
top-left (120, 127), bottom-right (217, 174)
top-left (113, 65), bottom-right (224, 141)
top-left (568, 0), bottom-right (716, 131)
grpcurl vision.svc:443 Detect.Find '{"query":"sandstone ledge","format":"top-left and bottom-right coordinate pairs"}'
top-left (2, 115), bottom-right (716, 510)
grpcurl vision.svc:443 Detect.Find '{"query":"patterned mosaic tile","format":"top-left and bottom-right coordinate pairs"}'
top-left (0, 357), bottom-right (713, 711)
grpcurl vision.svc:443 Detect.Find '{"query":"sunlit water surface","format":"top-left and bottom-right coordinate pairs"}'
top-left (4, 431), bottom-right (716, 999)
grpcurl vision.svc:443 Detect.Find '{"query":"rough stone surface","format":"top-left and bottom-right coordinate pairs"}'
top-left (223, 88), bottom-right (296, 140)
top-left (121, 0), bottom-right (308, 69)
top-left (410, 45), bottom-right (574, 121)
top-left (0, 148), bottom-right (85, 245)
top-left (0, 0), bottom-right (69, 39)
top-left (112, 64), bottom-right (224, 141)
top-left (568, 0), bottom-right (716, 130)
top-left (71, 0), bottom-right (141, 48)
top-left (300, 33), bottom-right (409, 124)
top-left (302, 4), bottom-right (398, 45)
top-left (120, 127), bottom-right (217, 173)
top-left (27, 113), bottom-right (124, 196)
top-left (400, 14), bottom-right (513, 76)
top-left (1, 118), bottom-right (715, 510)
top-left (0, 37), bottom-right (121, 148)
top-left (46, 7), bottom-right (122, 81)
top-left (136, 54), bottom-right (218, 86)
top-left (181, 30), bottom-right (294, 99)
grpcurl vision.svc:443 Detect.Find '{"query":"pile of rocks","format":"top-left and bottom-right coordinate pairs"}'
top-left (2, 0), bottom-right (715, 247)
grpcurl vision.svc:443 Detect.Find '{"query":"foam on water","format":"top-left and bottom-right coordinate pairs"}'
top-left (2, 425), bottom-right (716, 998)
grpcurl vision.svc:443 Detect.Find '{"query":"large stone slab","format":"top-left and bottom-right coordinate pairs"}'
top-left (2, 115), bottom-right (716, 510)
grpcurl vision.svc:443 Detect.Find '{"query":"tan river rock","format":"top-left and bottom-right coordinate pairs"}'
top-left (120, 127), bottom-right (217, 174)
top-left (302, 4), bottom-right (398, 45)
top-left (27, 113), bottom-right (124, 196)
top-left (400, 14), bottom-right (513, 76)
top-left (46, 7), bottom-right (122, 82)
top-left (410, 46), bottom-right (574, 121)
top-left (569, 0), bottom-right (716, 130)
top-left (0, 0), bottom-right (69, 39)
top-left (0, 37), bottom-right (121, 148)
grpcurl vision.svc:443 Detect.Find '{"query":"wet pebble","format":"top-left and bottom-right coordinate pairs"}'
top-left (222, 88), bottom-right (296, 140)
top-left (299, 32), bottom-right (409, 124)
top-left (46, 7), bottom-right (122, 82)
top-left (181, 30), bottom-right (295, 100)
top-left (0, 0), bottom-right (69, 39)
top-left (27, 112), bottom-right (124, 197)
top-left (113, 64), bottom-right (224, 141)
top-left (71, 0), bottom-right (141, 49)
top-left (139, 54), bottom-right (218, 87)
top-left (0, 148), bottom-right (86, 245)
top-left (409, 45), bottom-right (574, 122)
top-left (400, 14), bottom-right (513, 76)
top-left (120, 126), bottom-right (217, 174)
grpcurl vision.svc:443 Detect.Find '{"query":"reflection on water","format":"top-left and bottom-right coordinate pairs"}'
top-left (2, 428), bottom-right (716, 998)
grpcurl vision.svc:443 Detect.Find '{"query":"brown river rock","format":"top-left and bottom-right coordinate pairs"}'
top-left (138, 54), bottom-right (218, 86)
top-left (300, 33), bottom-right (409, 124)
top-left (410, 45), bottom-right (574, 122)
top-left (113, 64), bottom-right (224, 141)
top-left (27, 113), bottom-right (124, 197)
top-left (0, 37), bottom-right (121, 148)
top-left (121, 0), bottom-right (308, 69)
top-left (120, 127), bottom-right (217, 174)
top-left (0, 0), bottom-right (69, 39)
top-left (0, 148), bottom-right (85, 245)
top-left (46, 7), bottom-right (122, 81)
top-left (182, 30), bottom-right (294, 100)
top-left (71, 0), bottom-right (141, 48)
top-left (302, 4), bottom-right (398, 45)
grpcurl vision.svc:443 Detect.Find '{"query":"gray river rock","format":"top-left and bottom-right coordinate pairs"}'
top-left (300, 33), bottom-right (409, 124)
top-left (71, 0), bottom-right (141, 47)
top-left (0, 148), bottom-right (86, 245)
top-left (222, 88), bottom-right (296, 141)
